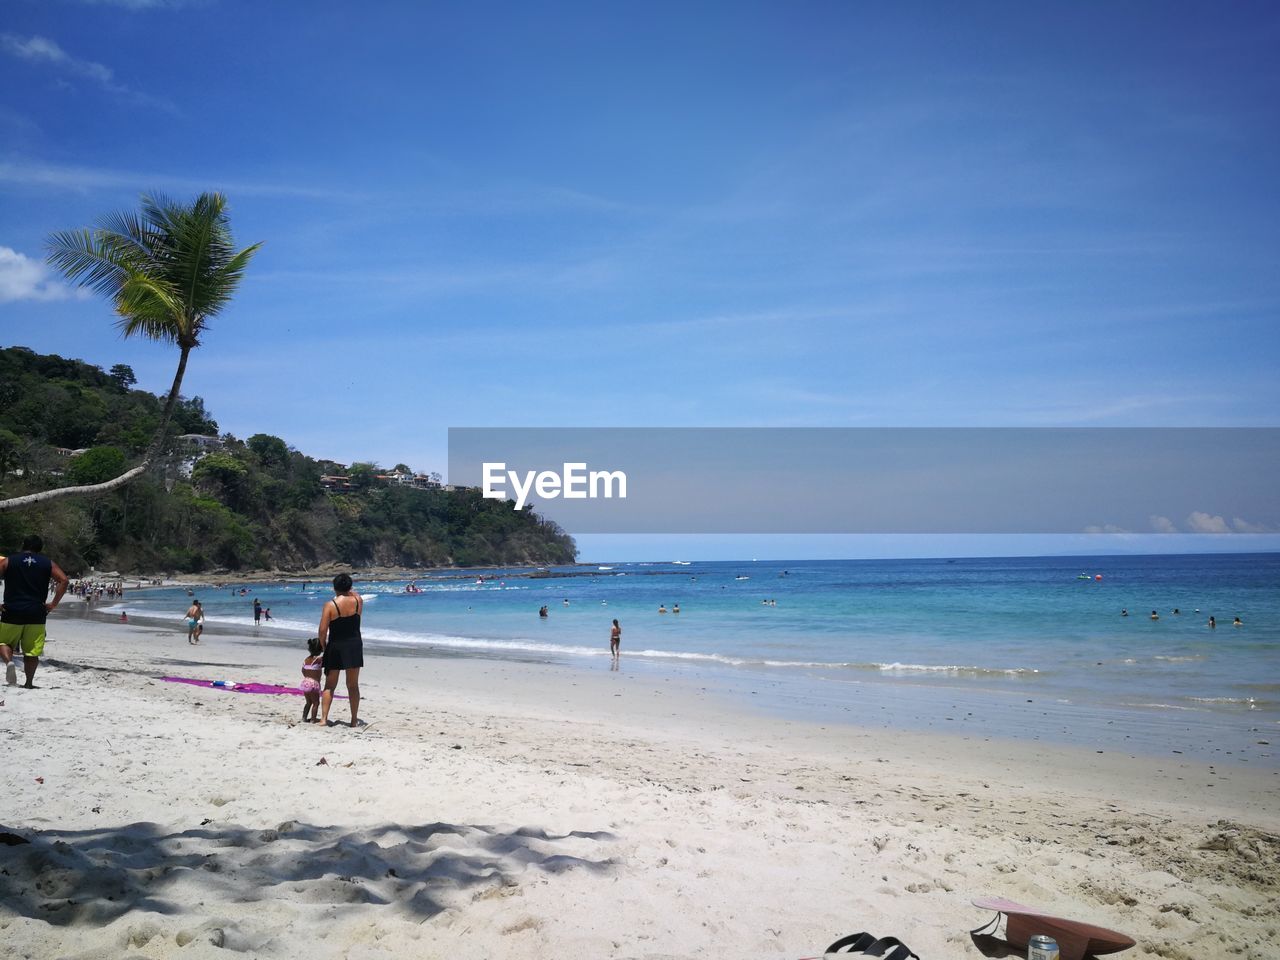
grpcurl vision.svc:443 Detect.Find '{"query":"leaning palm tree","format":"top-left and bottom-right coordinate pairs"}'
top-left (0, 192), bottom-right (260, 511)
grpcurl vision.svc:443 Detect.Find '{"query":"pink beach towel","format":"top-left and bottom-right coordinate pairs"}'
top-left (162, 677), bottom-right (346, 698)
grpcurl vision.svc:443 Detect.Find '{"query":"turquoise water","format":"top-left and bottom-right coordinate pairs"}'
top-left (108, 554), bottom-right (1279, 759)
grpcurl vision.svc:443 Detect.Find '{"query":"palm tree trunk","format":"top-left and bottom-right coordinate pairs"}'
top-left (0, 463), bottom-right (149, 511)
top-left (153, 343), bottom-right (192, 453)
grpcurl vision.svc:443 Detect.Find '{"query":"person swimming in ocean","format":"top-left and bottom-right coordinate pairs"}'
top-left (1150, 610), bottom-right (1159, 620)
top-left (1233, 616), bottom-right (1243, 626)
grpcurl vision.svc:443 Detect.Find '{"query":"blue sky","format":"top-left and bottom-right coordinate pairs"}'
top-left (2, 1), bottom-right (1278, 559)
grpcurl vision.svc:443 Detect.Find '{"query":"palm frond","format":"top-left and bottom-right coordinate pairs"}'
top-left (48, 190), bottom-right (259, 352)
top-left (203, 241), bottom-right (263, 316)
top-left (115, 273), bottom-right (184, 343)
top-left (174, 195), bottom-right (222, 319)
top-left (45, 228), bottom-right (130, 298)
top-left (97, 208), bottom-right (154, 259)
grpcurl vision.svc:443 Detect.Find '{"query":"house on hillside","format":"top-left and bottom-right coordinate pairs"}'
top-left (178, 434), bottom-right (225, 450)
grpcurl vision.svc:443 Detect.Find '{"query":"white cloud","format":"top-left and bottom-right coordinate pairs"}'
top-left (1186, 511), bottom-right (1231, 534)
top-left (1149, 515), bottom-right (1178, 533)
top-left (1231, 517), bottom-right (1269, 534)
top-left (0, 159), bottom-right (358, 202)
top-left (0, 246), bottom-right (84, 303)
top-left (1, 33), bottom-right (114, 86)
top-left (0, 33), bottom-right (178, 114)
top-left (1084, 524), bottom-right (1129, 534)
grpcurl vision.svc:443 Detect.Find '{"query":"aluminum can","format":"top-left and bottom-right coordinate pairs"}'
top-left (1028, 935), bottom-right (1060, 960)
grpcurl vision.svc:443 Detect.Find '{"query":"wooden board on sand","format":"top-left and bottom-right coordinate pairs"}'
top-left (972, 896), bottom-right (1136, 960)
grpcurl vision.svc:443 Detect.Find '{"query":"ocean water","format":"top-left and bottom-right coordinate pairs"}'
top-left (105, 554), bottom-right (1279, 760)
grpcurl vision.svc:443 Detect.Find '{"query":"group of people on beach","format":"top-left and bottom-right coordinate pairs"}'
top-left (179, 574), bottom-right (365, 728)
top-left (252, 597), bottom-right (274, 623)
top-left (301, 573), bottom-right (365, 727)
top-left (538, 603), bottom-right (624, 663)
top-left (68, 579), bottom-right (125, 601)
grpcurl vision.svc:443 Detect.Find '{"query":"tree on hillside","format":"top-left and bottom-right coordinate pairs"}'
top-left (108, 363), bottom-right (137, 390)
top-left (66, 447), bottom-right (127, 486)
top-left (0, 193), bottom-right (261, 512)
top-left (347, 462), bottom-right (378, 491)
top-left (0, 427), bottom-right (22, 477)
top-left (248, 433), bottom-right (289, 467)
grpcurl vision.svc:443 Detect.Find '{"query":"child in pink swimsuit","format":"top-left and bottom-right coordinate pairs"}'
top-left (301, 637), bottom-right (323, 723)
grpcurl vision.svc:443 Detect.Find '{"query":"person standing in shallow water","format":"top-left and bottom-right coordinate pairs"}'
top-left (319, 573), bottom-right (364, 727)
top-left (610, 619), bottom-right (621, 660)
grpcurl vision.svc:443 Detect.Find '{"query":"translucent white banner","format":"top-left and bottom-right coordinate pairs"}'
top-left (448, 428), bottom-right (1279, 534)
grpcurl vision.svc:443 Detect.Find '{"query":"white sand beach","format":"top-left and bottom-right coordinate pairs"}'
top-left (2, 612), bottom-right (1276, 960)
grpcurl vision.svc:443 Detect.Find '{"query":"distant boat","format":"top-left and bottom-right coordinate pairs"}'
top-left (735, 575), bottom-right (750, 580)
top-left (597, 566), bottom-right (613, 571)
top-left (672, 560), bottom-right (691, 565)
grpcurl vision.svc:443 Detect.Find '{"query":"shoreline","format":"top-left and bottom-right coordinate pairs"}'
top-left (80, 598), bottom-right (1280, 770)
top-left (70, 561), bottom-right (604, 589)
top-left (3, 614), bottom-right (1277, 958)
top-left (68, 611), bottom-right (1280, 816)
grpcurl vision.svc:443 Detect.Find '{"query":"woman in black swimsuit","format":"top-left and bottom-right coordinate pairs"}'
top-left (319, 573), bottom-right (364, 727)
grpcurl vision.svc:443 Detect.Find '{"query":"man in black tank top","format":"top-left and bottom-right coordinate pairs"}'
top-left (1, 535), bottom-right (69, 688)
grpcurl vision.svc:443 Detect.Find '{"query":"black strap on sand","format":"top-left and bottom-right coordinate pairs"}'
top-left (970, 910), bottom-right (1003, 938)
top-left (825, 933), bottom-right (878, 953)
top-left (823, 933), bottom-right (920, 959)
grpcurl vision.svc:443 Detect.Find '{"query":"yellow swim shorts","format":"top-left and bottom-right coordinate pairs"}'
top-left (0, 622), bottom-right (46, 657)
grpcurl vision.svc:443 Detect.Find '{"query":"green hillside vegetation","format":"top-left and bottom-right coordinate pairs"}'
top-left (0, 346), bottom-right (576, 574)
